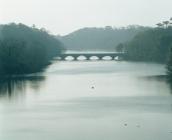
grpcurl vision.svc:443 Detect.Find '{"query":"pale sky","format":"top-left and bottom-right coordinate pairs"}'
top-left (0, 0), bottom-right (172, 35)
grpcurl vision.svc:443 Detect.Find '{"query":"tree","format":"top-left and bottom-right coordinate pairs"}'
top-left (163, 21), bottom-right (170, 28)
top-left (167, 45), bottom-right (172, 80)
top-left (0, 23), bottom-right (65, 75)
top-left (116, 43), bottom-right (124, 52)
top-left (156, 23), bottom-right (164, 28)
top-left (125, 27), bottom-right (172, 63)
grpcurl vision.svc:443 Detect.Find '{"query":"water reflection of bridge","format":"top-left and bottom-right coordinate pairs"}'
top-left (56, 52), bottom-right (125, 61)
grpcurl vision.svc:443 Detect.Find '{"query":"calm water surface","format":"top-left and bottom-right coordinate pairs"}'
top-left (0, 60), bottom-right (172, 140)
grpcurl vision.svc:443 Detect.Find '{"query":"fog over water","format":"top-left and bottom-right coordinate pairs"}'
top-left (0, 60), bottom-right (172, 140)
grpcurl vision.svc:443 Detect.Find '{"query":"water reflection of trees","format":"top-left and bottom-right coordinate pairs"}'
top-left (0, 76), bottom-right (45, 99)
top-left (139, 75), bottom-right (172, 94)
top-left (167, 78), bottom-right (172, 94)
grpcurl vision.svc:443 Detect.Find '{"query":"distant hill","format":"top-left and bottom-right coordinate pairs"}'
top-left (58, 25), bottom-right (150, 51)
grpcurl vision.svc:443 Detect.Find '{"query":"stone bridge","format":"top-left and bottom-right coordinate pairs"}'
top-left (55, 52), bottom-right (125, 61)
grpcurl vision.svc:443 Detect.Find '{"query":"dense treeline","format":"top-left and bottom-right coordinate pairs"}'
top-left (0, 23), bottom-right (64, 75)
top-left (125, 27), bottom-right (172, 63)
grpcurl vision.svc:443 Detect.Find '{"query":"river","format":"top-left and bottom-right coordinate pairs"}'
top-left (0, 60), bottom-right (172, 140)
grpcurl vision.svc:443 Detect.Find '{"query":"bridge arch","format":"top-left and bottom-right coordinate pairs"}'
top-left (102, 56), bottom-right (113, 60)
top-left (55, 56), bottom-right (62, 60)
top-left (76, 55), bottom-right (87, 61)
top-left (114, 56), bottom-right (123, 61)
top-left (89, 56), bottom-right (100, 61)
top-left (64, 56), bottom-right (75, 61)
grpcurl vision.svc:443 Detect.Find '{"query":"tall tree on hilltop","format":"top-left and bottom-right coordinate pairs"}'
top-left (163, 21), bottom-right (170, 28)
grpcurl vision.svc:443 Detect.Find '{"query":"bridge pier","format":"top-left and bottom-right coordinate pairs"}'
top-left (99, 56), bottom-right (104, 60)
top-left (60, 56), bottom-right (66, 61)
top-left (73, 56), bottom-right (78, 61)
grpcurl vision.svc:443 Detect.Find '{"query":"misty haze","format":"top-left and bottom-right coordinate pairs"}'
top-left (0, 0), bottom-right (172, 140)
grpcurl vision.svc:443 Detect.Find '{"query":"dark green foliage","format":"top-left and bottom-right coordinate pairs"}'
top-left (125, 27), bottom-right (172, 63)
top-left (59, 25), bottom-right (149, 51)
top-left (0, 23), bottom-right (64, 75)
top-left (116, 43), bottom-right (124, 52)
top-left (167, 45), bottom-right (172, 80)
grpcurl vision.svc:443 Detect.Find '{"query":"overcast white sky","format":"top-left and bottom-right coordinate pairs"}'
top-left (0, 0), bottom-right (172, 35)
